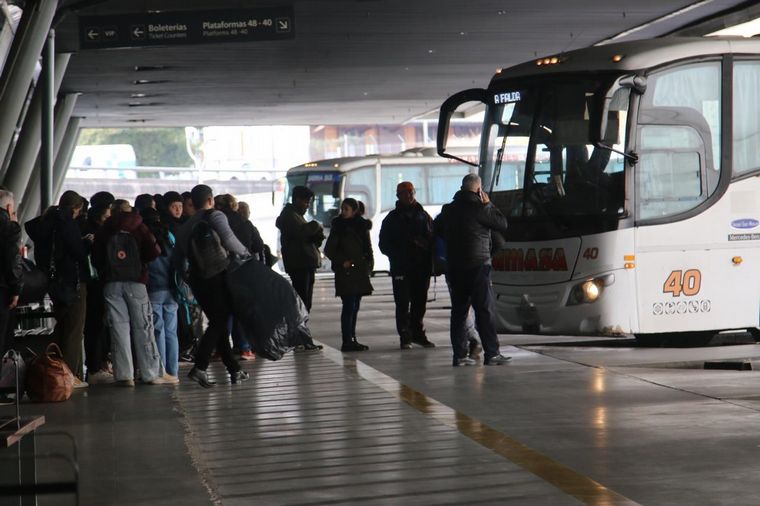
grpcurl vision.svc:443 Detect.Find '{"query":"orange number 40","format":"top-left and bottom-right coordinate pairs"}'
top-left (663, 269), bottom-right (702, 297)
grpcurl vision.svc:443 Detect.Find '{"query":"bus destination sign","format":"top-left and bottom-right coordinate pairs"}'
top-left (79, 7), bottom-right (295, 49)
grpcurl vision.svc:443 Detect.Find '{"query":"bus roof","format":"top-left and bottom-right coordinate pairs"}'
top-left (491, 37), bottom-right (760, 85)
top-left (287, 147), bottom-right (474, 174)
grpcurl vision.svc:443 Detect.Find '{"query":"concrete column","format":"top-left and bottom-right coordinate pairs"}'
top-left (19, 95), bottom-right (78, 224)
top-left (53, 116), bottom-right (81, 203)
top-left (2, 52), bottom-right (70, 201)
top-left (0, 0), bottom-right (58, 171)
top-left (40, 30), bottom-right (55, 210)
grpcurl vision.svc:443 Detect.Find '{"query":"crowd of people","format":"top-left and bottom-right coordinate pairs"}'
top-left (0, 173), bottom-right (513, 395)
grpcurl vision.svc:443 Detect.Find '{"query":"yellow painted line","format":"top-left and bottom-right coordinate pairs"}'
top-left (320, 347), bottom-right (641, 506)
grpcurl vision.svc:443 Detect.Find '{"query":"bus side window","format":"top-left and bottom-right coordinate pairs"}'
top-left (380, 165), bottom-right (424, 210)
top-left (637, 61), bottom-right (721, 221)
top-left (733, 61), bottom-right (760, 176)
top-left (345, 167), bottom-right (376, 217)
top-left (637, 125), bottom-right (704, 220)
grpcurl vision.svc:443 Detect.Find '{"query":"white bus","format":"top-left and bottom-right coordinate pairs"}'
top-left (438, 37), bottom-right (760, 342)
top-left (283, 148), bottom-right (476, 273)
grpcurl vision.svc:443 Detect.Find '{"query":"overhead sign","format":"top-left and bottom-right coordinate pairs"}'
top-left (79, 7), bottom-right (295, 49)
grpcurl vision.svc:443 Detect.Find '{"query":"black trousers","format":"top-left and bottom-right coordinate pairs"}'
top-left (447, 265), bottom-right (500, 361)
top-left (287, 268), bottom-right (315, 312)
top-left (391, 271), bottom-right (430, 342)
top-left (190, 271), bottom-right (239, 373)
top-left (0, 287), bottom-right (13, 358)
top-left (84, 280), bottom-right (109, 373)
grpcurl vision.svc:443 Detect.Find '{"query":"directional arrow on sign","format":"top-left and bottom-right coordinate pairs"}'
top-left (87, 28), bottom-right (100, 40)
top-left (132, 26), bottom-right (145, 39)
top-left (276, 19), bottom-right (290, 32)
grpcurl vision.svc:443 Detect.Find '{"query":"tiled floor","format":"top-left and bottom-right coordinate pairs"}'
top-left (8, 275), bottom-right (760, 505)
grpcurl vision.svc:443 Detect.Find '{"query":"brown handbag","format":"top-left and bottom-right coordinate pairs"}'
top-left (25, 343), bottom-right (74, 402)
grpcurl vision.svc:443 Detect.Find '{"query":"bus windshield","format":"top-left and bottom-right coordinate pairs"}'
top-left (285, 171), bottom-right (342, 225)
top-left (483, 76), bottom-right (628, 238)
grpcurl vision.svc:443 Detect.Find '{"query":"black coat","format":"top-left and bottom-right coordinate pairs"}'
top-left (434, 191), bottom-right (508, 271)
top-left (224, 208), bottom-right (264, 255)
top-left (378, 201), bottom-right (433, 276)
top-left (0, 209), bottom-right (23, 296)
top-left (276, 203), bottom-right (324, 271)
top-left (25, 207), bottom-right (90, 287)
top-left (324, 216), bottom-right (373, 297)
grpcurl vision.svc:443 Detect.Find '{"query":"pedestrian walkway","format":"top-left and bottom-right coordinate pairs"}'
top-left (12, 275), bottom-right (760, 505)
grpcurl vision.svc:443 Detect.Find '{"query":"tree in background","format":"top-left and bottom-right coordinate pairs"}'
top-left (78, 128), bottom-right (193, 167)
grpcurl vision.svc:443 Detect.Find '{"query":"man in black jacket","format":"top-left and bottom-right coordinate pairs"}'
top-left (379, 181), bottom-right (435, 349)
top-left (276, 186), bottom-right (324, 312)
top-left (0, 189), bottom-right (22, 359)
top-left (434, 174), bottom-right (511, 366)
top-left (25, 191), bottom-right (91, 386)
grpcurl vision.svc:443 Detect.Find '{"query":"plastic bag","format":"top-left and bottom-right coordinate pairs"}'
top-left (226, 258), bottom-right (311, 360)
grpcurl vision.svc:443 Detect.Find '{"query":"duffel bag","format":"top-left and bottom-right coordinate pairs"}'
top-left (25, 343), bottom-right (74, 402)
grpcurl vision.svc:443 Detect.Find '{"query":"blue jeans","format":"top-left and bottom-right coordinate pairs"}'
top-left (229, 317), bottom-right (252, 352)
top-left (104, 282), bottom-right (161, 382)
top-left (150, 290), bottom-right (179, 376)
top-left (340, 295), bottom-right (362, 342)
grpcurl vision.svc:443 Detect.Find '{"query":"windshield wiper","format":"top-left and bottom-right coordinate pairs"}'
top-left (493, 130), bottom-right (509, 188)
top-left (594, 142), bottom-right (638, 163)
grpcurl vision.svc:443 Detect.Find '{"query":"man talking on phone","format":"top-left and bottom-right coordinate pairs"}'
top-left (434, 174), bottom-right (511, 366)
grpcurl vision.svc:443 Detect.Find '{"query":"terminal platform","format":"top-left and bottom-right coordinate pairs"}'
top-left (9, 275), bottom-right (760, 506)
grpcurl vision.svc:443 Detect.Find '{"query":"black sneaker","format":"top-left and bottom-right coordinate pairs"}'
top-left (302, 342), bottom-right (323, 351)
top-left (453, 356), bottom-right (477, 367)
top-left (188, 367), bottom-right (216, 388)
top-left (484, 354), bottom-right (512, 366)
top-left (400, 340), bottom-right (413, 350)
top-left (468, 340), bottom-right (482, 360)
top-left (341, 340), bottom-right (369, 352)
top-left (230, 370), bottom-right (250, 384)
top-left (412, 336), bottom-right (436, 348)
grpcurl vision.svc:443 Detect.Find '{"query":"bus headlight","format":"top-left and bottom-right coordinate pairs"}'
top-left (567, 275), bottom-right (614, 305)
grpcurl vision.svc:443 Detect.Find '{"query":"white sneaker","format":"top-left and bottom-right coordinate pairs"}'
top-left (73, 377), bottom-right (89, 389)
top-left (88, 370), bottom-right (115, 385)
top-left (148, 374), bottom-right (179, 385)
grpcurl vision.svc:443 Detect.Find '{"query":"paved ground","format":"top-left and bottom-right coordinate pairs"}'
top-left (5, 275), bottom-right (760, 505)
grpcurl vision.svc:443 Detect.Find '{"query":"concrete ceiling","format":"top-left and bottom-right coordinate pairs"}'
top-left (55, 0), bottom-right (756, 127)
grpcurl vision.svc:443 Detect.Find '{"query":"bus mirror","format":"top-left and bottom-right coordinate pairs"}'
top-left (437, 88), bottom-right (487, 167)
top-left (594, 76), bottom-right (643, 145)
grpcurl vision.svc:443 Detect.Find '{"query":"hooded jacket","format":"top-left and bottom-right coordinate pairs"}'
top-left (379, 201), bottom-right (432, 276)
top-left (276, 203), bottom-right (324, 271)
top-left (92, 211), bottom-right (161, 285)
top-left (0, 208), bottom-right (23, 296)
top-left (434, 190), bottom-right (508, 271)
top-left (25, 206), bottom-right (90, 286)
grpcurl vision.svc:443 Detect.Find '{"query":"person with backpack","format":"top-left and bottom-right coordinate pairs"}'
top-left (141, 208), bottom-right (181, 383)
top-left (92, 200), bottom-right (170, 386)
top-left (173, 185), bottom-right (250, 388)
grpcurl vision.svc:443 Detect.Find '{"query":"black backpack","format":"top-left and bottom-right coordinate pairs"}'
top-left (189, 210), bottom-right (229, 279)
top-left (105, 230), bottom-right (142, 282)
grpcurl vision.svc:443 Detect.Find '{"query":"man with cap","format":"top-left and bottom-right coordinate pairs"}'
top-left (379, 181), bottom-right (435, 349)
